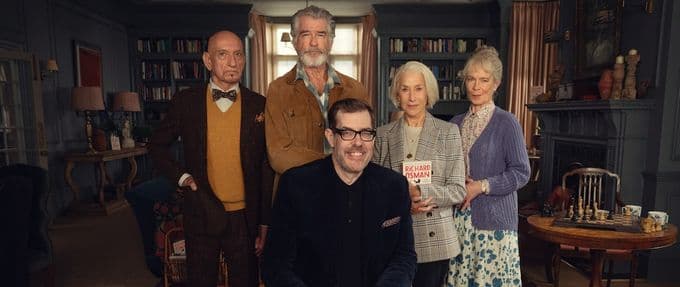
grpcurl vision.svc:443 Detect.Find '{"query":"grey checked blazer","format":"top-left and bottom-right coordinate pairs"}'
top-left (373, 112), bottom-right (466, 263)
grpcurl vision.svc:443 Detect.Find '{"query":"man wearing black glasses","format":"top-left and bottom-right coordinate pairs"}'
top-left (262, 98), bottom-right (416, 287)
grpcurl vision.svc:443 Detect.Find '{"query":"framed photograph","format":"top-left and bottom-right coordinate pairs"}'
top-left (74, 41), bottom-right (102, 87)
top-left (574, 0), bottom-right (622, 79)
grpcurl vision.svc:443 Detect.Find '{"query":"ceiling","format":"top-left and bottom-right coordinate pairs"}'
top-left (133, 0), bottom-right (494, 16)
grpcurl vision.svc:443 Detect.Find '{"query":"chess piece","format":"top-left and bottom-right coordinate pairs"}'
top-left (612, 56), bottom-right (625, 99)
top-left (541, 202), bottom-right (554, 217)
top-left (607, 208), bottom-right (615, 220)
top-left (567, 205), bottom-right (574, 219)
top-left (623, 49), bottom-right (641, 100)
top-left (641, 217), bottom-right (654, 233)
top-left (577, 198), bottom-right (583, 218)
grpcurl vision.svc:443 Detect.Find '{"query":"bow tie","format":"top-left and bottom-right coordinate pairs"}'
top-left (212, 89), bottom-right (237, 102)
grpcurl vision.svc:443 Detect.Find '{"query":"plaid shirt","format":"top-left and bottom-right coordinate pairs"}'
top-left (295, 63), bottom-right (342, 126)
top-left (296, 63), bottom-right (341, 153)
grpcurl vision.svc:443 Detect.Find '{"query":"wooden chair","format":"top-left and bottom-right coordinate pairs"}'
top-left (547, 167), bottom-right (637, 287)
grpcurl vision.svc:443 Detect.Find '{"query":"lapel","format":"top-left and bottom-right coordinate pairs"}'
top-left (415, 113), bottom-right (439, 162)
top-left (197, 84), bottom-right (209, 171)
top-left (385, 119), bottom-right (404, 172)
top-left (239, 86), bottom-right (254, 172)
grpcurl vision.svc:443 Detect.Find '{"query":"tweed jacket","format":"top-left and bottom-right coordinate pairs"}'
top-left (451, 107), bottom-right (530, 231)
top-left (373, 112), bottom-right (466, 263)
top-left (265, 65), bottom-right (370, 178)
top-left (149, 83), bottom-right (274, 237)
top-left (262, 157), bottom-right (417, 287)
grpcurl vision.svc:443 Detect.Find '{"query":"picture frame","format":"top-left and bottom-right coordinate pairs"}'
top-left (73, 40), bottom-right (103, 87)
top-left (574, 0), bottom-right (622, 79)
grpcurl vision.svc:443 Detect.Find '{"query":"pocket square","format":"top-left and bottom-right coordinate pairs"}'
top-left (381, 216), bottom-right (401, 228)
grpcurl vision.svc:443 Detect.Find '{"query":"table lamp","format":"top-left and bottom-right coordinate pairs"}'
top-left (72, 86), bottom-right (104, 153)
top-left (112, 91), bottom-right (141, 149)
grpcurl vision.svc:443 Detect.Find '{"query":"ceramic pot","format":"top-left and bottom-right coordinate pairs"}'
top-left (598, 69), bottom-right (613, 100)
top-left (92, 128), bottom-right (108, 151)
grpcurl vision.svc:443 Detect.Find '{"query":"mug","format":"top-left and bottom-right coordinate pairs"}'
top-left (648, 211), bottom-right (669, 226)
top-left (623, 205), bottom-right (642, 217)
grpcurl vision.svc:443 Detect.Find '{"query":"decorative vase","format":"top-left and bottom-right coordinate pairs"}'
top-left (92, 128), bottom-right (108, 151)
top-left (598, 69), bottom-right (613, 100)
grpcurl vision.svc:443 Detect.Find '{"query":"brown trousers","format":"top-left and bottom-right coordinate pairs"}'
top-left (186, 209), bottom-right (258, 287)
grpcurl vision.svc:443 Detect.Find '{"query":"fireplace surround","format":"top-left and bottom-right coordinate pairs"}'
top-left (527, 100), bottom-right (654, 205)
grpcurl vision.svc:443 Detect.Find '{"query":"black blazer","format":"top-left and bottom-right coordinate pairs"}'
top-left (262, 157), bottom-right (416, 287)
top-left (149, 83), bottom-right (273, 237)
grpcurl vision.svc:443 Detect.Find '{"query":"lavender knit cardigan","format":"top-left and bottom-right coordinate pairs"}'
top-left (451, 107), bottom-right (530, 231)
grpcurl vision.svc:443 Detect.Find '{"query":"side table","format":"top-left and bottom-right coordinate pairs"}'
top-left (64, 146), bottom-right (148, 215)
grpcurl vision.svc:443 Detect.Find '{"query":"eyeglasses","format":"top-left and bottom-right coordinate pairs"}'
top-left (331, 128), bottom-right (376, 142)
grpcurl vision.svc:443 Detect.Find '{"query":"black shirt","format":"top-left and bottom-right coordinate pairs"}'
top-left (334, 171), bottom-right (364, 287)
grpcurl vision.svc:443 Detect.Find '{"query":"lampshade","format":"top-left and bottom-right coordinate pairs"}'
top-left (280, 32), bottom-right (292, 43)
top-left (112, 91), bottom-right (141, 112)
top-left (71, 86), bottom-right (104, 111)
top-left (46, 59), bottom-right (59, 72)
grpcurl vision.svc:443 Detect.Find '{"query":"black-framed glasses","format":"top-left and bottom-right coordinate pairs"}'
top-left (331, 128), bottom-right (376, 142)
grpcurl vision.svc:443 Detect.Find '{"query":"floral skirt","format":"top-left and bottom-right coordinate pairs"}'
top-left (446, 209), bottom-right (521, 287)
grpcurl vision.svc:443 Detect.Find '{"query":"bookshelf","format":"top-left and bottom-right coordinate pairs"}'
top-left (132, 35), bottom-right (208, 125)
top-left (379, 30), bottom-right (494, 123)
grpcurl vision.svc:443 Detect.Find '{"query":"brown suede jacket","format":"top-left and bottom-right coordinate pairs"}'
top-left (265, 65), bottom-right (371, 179)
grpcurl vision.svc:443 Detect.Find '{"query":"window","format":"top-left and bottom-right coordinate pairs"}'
top-left (267, 22), bottom-right (362, 85)
top-left (0, 51), bottom-right (45, 168)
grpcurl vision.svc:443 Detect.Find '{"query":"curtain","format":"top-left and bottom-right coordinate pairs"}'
top-left (507, 1), bottom-right (559, 148)
top-left (360, 12), bottom-right (377, 108)
top-left (249, 11), bottom-right (268, 95)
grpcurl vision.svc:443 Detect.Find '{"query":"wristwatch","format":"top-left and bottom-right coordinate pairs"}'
top-left (480, 180), bottom-right (490, 194)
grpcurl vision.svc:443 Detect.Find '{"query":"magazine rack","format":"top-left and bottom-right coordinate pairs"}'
top-left (163, 227), bottom-right (228, 286)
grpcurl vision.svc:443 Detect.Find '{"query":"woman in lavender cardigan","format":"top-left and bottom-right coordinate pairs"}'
top-left (446, 46), bottom-right (530, 286)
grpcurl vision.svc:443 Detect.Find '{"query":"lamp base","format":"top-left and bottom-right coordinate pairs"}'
top-left (121, 137), bottom-right (135, 149)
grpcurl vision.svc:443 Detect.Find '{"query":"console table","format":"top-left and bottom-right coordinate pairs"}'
top-left (64, 147), bottom-right (148, 215)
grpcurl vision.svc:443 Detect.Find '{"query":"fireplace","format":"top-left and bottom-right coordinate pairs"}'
top-left (527, 100), bottom-right (653, 205)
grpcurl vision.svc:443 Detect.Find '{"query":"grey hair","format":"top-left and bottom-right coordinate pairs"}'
top-left (290, 5), bottom-right (336, 39)
top-left (390, 61), bottom-right (439, 109)
top-left (462, 45), bottom-right (503, 84)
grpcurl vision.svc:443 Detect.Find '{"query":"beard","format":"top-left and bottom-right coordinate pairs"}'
top-left (299, 48), bottom-right (329, 67)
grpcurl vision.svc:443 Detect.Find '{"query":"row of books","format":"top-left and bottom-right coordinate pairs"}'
top-left (141, 61), bottom-right (206, 81)
top-left (141, 61), bottom-right (170, 80)
top-left (141, 86), bottom-right (173, 101)
top-left (172, 61), bottom-right (204, 80)
top-left (389, 37), bottom-right (487, 54)
top-left (137, 39), bottom-right (170, 53)
top-left (440, 82), bottom-right (464, 101)
top-left (421, 38), bottom-right (455, 53)
top-left (137, 38), bottom-right (204, 54)
top-left (389, 38), bottom-right (420, 53)
top-left (174, 39), bottom-right (203, 54)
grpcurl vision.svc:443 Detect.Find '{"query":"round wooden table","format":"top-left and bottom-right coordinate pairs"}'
top-left (527, 215), bottom-right (677, 287)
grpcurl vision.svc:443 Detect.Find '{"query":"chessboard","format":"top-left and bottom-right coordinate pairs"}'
top-left (552, 214), bottom-right (642, 233)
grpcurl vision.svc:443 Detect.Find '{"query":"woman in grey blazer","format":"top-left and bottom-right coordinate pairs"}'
top-left (373, 61), bottom-right (466, 287)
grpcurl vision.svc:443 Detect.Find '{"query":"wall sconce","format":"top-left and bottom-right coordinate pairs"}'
top-left (41, 59), bottom-right (59, 79)
top-left (280, 32), bottom-right (292, 43)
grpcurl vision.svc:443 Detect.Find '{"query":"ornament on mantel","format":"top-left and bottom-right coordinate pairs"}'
top-left (623, 49), bottom-right (641, 100)
top-left (611, 55), bottom-right (625, 99)
top-left (598, 69), bottom-right (613, 100)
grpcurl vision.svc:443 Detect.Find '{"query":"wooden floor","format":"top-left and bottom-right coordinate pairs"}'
top-left (50, 206), bottom-right (676, 287)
